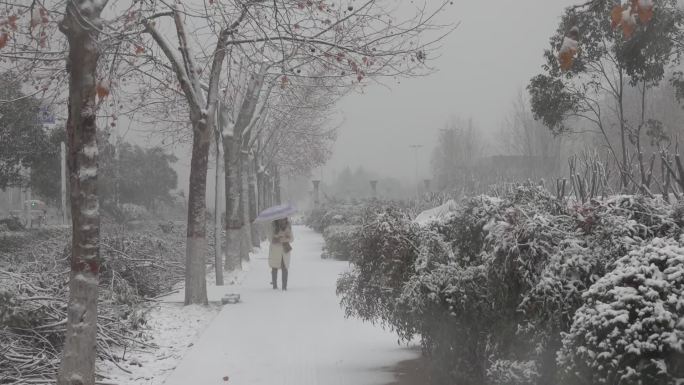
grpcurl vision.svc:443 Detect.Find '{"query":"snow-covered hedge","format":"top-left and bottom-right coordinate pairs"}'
top-left (305, 203), bottom-right (365, 233)
top-left (558, 237), bottom-right (684, 385)
top-left (321, 225), bottom-right (360, 260)
top-left (337, 184), bottom-right (683, 385)
top-left (337, 208), bottom-right (420, 332)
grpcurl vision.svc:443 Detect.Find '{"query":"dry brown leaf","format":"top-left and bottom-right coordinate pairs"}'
top-left (622, 14), bottom-right (636, 37)
top-left (96, 81), bottom-right (110, 98)
top-left (611, 5), bottom-right (623, 29)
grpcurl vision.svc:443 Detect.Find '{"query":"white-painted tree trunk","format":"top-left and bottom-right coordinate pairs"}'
top-left (214, 133), bottom-right (224, 285)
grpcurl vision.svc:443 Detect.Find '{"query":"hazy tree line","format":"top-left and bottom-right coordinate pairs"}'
top-left (0, 77), bottom-right (178, 215)
top-left (428, 0), bottom-right (684, 199)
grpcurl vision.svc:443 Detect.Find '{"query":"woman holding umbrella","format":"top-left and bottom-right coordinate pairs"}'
top-left (268, 217), bottom-right (293, 290)
top-left (256, 204), bottom-right (297, 290)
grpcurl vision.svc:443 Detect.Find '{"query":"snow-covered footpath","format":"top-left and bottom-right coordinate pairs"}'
top-left (98, 266), bottom-right (247, 385)
top-left (101, 226), bottom-right (419, 385)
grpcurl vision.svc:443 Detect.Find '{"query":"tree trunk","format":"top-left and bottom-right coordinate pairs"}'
top-left (240, 152), bottom-right (252, 261)
top-left (249, 155), bottom-right (260, 248)
top-left (257, 169), bottom-right (267, 242)
top-left (618, 71), bottom-right (630, 190)
top-left (57, 2), bottom-right (103, 383)
top-left (184, 122), bottom-right (210, 305)
top-left (224, 135), bottom-right (242, 271)
top-left (214, 135), bottom-right (224, 285)
top-left (274, 166), bottom-right (282, 205)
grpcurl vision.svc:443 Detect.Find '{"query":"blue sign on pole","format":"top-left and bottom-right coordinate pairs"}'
top-left (39, 105), bottom-right (55, 124)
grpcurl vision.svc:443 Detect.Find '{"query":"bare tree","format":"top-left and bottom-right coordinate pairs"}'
top-left (431, 117), bottom-right (483, 193)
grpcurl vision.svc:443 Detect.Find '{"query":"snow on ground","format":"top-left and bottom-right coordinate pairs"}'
top-left (99, 266), bottom-right (248, 385)
top-left (98, 303), bottom-right (221, 385)
top-left (164, 225), bottom-right (421, 385)
top-left (101, 226), bottom-right (420, 385)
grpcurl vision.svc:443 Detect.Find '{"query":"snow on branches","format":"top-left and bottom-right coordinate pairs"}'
top-left (558, 237), bottom-right (684, 384)
top-left (334, 184), bottom-right (683, 384)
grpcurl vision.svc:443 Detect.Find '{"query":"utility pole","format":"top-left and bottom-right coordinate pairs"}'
top-left (409, 144), bottom-right (423, 196)
top-left (61, 142), bottom-right (67, 224)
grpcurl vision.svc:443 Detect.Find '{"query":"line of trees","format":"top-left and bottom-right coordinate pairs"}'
top-left (0, 0), bottom-right (453, 382)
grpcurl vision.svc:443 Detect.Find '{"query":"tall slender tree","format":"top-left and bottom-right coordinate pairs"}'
top-left (57, 1), bottom-right (106, 384)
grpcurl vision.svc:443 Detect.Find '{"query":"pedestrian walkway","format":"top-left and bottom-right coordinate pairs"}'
top-left (163, 225), bottom-right (419, 385)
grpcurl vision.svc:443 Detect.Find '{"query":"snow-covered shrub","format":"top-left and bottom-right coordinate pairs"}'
top-left (321, 224), bottom-right (360, 260)
top-left (121, 203), bottom-right (150, 221)
top-left (305, 206), bottom-right (328, 232)
top-left (558, 237), bottom-right (684, 385)
top-left (338, 185), bottom-right (682, 385)
top-left (337, 207), bottom-right (420, 331)
top-left (399, 262), bottom-right (493, 384)
top-left (427, 195), bottom-right (504, 266)
top-left (486, 360), bottom-right (540, 385)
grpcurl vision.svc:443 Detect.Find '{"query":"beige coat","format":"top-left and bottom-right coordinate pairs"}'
top-left (268, 224), bottom-right (294, 269)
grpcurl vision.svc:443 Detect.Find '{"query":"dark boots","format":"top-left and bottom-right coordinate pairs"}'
top-left (271, 267), bottom-right (288, 290)
top-left (282, 267), bottom-right (288, 291)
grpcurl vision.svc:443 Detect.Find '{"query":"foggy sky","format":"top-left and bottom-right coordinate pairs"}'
top-left (322, 0), bottom-right (577, 185)
top-left (122, 0), bottom-right (579, 199)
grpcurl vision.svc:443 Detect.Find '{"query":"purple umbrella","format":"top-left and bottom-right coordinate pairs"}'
top-left (255, 204), bottom-right (298, 223)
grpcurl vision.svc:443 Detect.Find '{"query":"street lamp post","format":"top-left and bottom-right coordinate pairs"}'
top-left (409, 144), bottom-right (423, 196)
top-left (369, 180), bottom-right (378, 198)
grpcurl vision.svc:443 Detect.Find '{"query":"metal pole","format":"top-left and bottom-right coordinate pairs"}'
top-left (24, 182), bottom-right (31, 228)
top-left (409, 144), bottom-right (423, 195)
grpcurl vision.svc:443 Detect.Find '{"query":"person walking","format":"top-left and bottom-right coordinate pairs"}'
top-left (268, 218), bottom-right (294, 290)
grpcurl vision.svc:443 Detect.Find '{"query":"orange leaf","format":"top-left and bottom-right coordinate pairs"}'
top-left (559, 50), bottom-right (574, 71)
top-left (611, 5), bottom-right (623, 29)
top-left (96, 81), bottom-right (110, 98)
top-left (0, 33), bottom-right (8, 49)
top-left (558, 36), bottom-right (578, 71)
top-left (135, 45), bottom-right (145, 54)
top-left (637, 1), bottom-right (654, 24)
top-left (638, 7), bottom-right (653, 23)
top-left (622, 15), bottom-right (636, 37)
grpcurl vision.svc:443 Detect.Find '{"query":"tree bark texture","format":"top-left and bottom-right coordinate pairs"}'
top-left (240, 152), bottom-right (252, 261)
top-left (184, 122), bottom-right (210, 305)
top-left (214, 137), bottom-right (224, 285)
top-left (57, 1), bottom-right (104, 383)
top-left (249, 155), bottom-right (259, 247)
top-left (274, 166), bottom-right (282, 205)
top-left (224, 135), bottom-right (242, 271)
